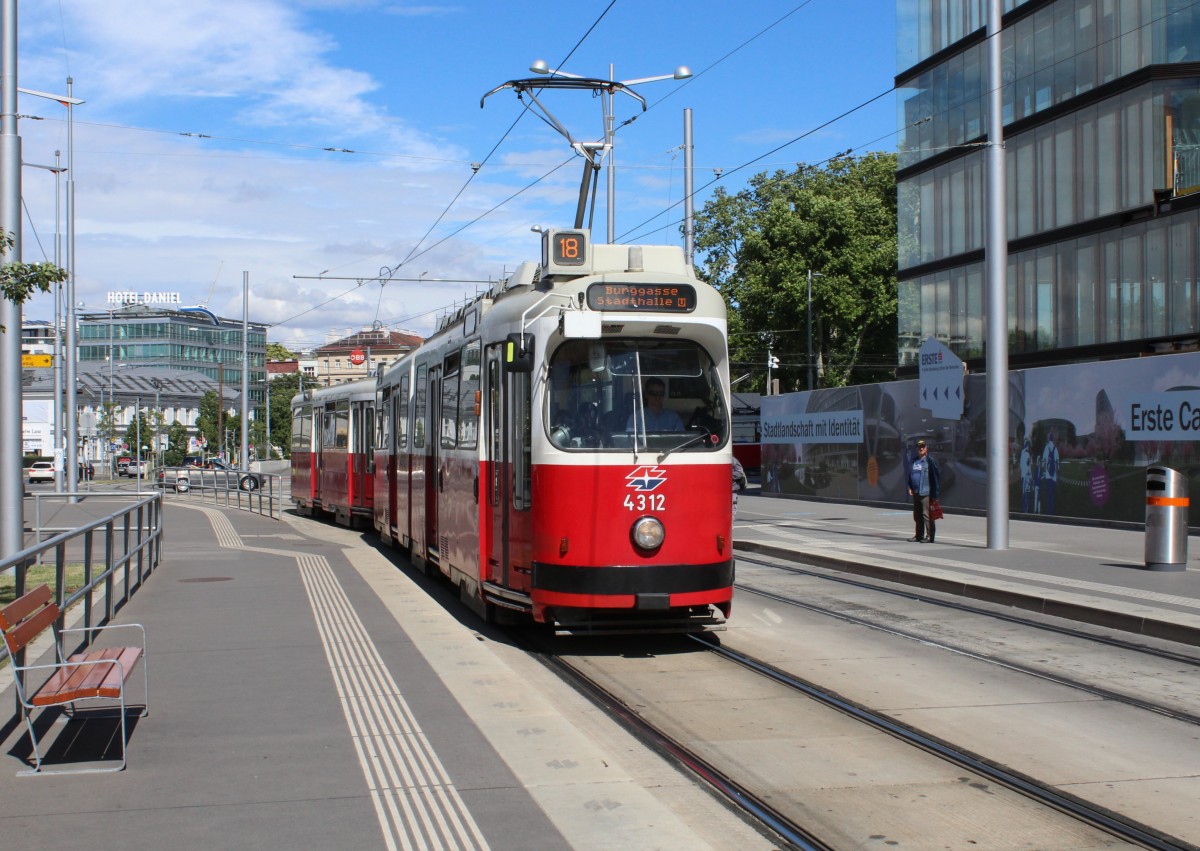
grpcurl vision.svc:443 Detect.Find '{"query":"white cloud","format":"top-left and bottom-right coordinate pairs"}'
top-left (15, 0), bottom-right (558, 347)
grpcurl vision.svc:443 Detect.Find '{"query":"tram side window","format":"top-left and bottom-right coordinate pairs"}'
top-left (334, 402), bottom-right (350, 449)
top-left (322, 410), bottom-right (336, 449)
top-left (413, 364), bottom-right (427, 449)
top-left (378, 388), bottom-right (390, 452)
top-left (397, 374), bottom-right (410, 451)
top-left (441, 349), bottom-right (461, 450)
top-left (459, 340), bottom-right (481, 450)
top-left (291, 407), bottom-right (306, 454)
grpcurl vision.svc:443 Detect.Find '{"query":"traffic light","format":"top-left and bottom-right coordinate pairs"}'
top-left (768, 354), bottom-right (780, 369)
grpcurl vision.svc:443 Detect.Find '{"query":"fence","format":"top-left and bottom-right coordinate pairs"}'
top-left (156, 467), bottom-right (285, 520)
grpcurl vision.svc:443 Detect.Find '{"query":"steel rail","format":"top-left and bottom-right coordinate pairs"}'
top-left (737, 554), bottom-right (1200, 667)
top-left (521, 638), bottom-right (832, 851)
top-left (699, 637), bottom-right (1189, 851)
top-left (736, 580), bottom-right (1200, 727)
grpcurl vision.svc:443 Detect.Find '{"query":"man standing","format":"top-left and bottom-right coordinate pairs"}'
top-left (907, 438), bottom-right (941, 542)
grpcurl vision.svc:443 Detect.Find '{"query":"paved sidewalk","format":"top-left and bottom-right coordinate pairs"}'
top-left (735, 490), bottom-right (1200, 646)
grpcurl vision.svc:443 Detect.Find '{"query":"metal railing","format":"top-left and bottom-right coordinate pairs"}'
top-left (155, 467), bottom-right (284, 519)
top-left (3, 492), bottom-right (163, 702)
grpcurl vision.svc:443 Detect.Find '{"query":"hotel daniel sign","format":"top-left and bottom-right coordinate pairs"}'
top-left (106, 291), bottom-right (182, 306)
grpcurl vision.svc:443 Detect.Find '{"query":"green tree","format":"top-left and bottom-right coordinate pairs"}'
top-left (164, 421), bottom-right (189, 466)
top-left (267, 341), bottom-right (297, 361)
top-left (97, 401), bottom-right (120, 456)
top-left (265, 372), bottom-right (302, 459)
top-left (195, 390), bottom-right (221, 455)
top-left (122, 411), bottom-right (155, 458)
top-left (694, 152), bottom-right (898, 391)
top-left (0, 229), bottom-right (68, 332)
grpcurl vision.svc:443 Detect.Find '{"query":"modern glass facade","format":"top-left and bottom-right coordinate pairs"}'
top-left (898, 0), bottom-right (1200, 367)
top-left (78, 309), bottom-right (268, 402)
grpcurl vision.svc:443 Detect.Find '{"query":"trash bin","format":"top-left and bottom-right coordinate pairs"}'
top-left (1145, 466), bottom-right (1188, 571)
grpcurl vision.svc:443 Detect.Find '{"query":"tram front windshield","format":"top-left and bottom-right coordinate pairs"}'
top-left (546, 339), bottom-right (728, 452)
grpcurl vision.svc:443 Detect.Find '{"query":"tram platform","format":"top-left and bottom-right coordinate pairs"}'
top-left (0, 498), bottom-right (770, 851)
top-left (734, 489), bottom-right (1200, 648)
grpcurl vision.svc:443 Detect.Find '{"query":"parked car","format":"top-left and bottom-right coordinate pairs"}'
top-left (156, 460), bottom-right (262, 493)
top-left (205, 459), bottom-right (263, 491)
top-left (28, 461), bottom-right (55, 483)
top-left (116, 456), bottom-right (132, 476)
top-left (126, 459), bottom-right (148, 478)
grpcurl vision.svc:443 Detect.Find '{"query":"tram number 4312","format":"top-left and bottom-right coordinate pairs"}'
top-left (624, 494), bottom-right (665, 511)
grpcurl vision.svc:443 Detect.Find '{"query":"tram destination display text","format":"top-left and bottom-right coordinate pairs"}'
top-left (587, 283), bottom-right (697, 312)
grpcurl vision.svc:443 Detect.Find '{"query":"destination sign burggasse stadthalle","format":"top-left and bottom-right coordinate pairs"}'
top-left (586, 283), bottom-right (697, 312)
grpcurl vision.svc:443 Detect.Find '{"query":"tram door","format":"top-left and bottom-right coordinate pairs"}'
top-left (426, 365), bottom-right (441, 567)
top-left (484, 348), bottom-right (506, 586)
top-left (313, 404), bottom-right (328, 506)
top-left (409, 364), bottom-right (429, 556)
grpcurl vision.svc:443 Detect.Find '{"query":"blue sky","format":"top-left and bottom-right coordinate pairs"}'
top-left (15, 0), bottom-right (897, 350)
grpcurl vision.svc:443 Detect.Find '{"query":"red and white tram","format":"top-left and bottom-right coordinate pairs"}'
top-left (294, 228), bottom-right (735, 633)
top-left (290, 378), bottom-right (376, 527)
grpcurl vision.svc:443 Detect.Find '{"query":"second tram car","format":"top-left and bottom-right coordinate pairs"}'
top-left (290, 378), bottom-right (376, 527)
top-left (293, 228), bottom-right (734, 633)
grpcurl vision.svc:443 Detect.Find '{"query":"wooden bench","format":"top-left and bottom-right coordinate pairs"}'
top-left (1, 584), bottom-right (148, 775)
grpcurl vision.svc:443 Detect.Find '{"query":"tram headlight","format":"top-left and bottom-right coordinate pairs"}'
top-left (631, 516), bottom-right (665, 551)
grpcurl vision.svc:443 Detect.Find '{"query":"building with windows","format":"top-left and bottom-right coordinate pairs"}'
top-left (312, 328), bottom-right (422, 386)
top-left (896, 0), bottom-right (1200, 370)
top-left (78, 303), bottom-right (267, 403)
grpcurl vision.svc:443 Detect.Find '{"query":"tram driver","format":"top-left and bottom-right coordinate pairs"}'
top-left (627, 377), bottom-right (684, 432)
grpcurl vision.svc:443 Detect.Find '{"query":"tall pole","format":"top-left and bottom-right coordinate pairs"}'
top-left (985, 0), bottom-right (1009, 549)
top-left (806, 269), bottom-right (814, 391)
top-left (217, 357), bottom-right (223, 462)
top-left (0, 0), bottom-right (24, 557)
top-left (683, 108), bottom-right (694, 265)
top-left (241, 271), bottom-right (249, 470)
top-left (605, 64), bottom-right (615, 243)
top-left (265, 374), bottom-right (271, 461)
top-left (65, 78), bottom-right (79, 498)
top-left (134, 397), bottom-right (141, 495)
top-left (52, 150), bottom-right (62, 491)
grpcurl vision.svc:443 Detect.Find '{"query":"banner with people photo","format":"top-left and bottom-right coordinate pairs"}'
top-left (760, 351), bottom-right (1200, 525)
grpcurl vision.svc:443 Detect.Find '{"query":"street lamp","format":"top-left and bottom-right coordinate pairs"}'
top-left (18, 81), bottom-right (84, 494)
top-left (807, 269), bottom-right (822, 391)
top-left (528, 59), bottom-right (691, 243)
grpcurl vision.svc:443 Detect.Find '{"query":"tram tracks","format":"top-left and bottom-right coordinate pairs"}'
top-left (510, 550), bottom-right (1200, 849)
top-left (521, 626), bottom-right (1193, 850)
top-left (698, 637), bottom-right (1184, 850)
top-left (734, 554), bottom-right (1200, 725)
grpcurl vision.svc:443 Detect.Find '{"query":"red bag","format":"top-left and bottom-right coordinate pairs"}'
top-left (929, 499), bottom-right (944, 521)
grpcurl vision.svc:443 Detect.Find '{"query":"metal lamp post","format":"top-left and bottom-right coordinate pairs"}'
top-left (807, 270), bottom-right (822, 391)
top-left (18, 81), bottom-right (84, 494)
top-left (528, 59), bottom-right (691, 243)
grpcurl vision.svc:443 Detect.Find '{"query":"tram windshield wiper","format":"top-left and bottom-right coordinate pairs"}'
top-left (656, 430), bottom-right (709, 463)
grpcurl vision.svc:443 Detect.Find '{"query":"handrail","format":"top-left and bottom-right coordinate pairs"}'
top-left (155, 467), bottom-right (284, 520)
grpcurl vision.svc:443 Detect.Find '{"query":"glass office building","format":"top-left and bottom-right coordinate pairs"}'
top-left (897, 0), bottom-right (1200, 368)
top-left (77, 305), bottom-right (268, 403)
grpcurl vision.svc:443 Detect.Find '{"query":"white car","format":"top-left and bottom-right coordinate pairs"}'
top-left (28, 461), bottom-right (55, 483)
